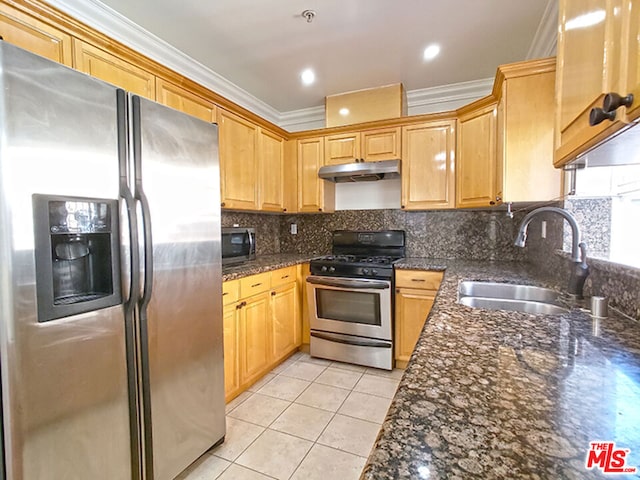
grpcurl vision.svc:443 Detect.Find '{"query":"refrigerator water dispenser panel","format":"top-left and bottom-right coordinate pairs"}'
top-left (33, 194), bottom-right (122, 322)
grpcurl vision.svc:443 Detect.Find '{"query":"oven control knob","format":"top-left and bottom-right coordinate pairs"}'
top-left (329, 266), bottom-right (336, 273)
top-left (371, 269), bottom-right (377, 276)
top-left (321, 266), bottom-right (328, 272)
top-left (362, 268), bottom-right (370, 275)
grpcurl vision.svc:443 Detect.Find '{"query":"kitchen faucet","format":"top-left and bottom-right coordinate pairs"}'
top-left (514, 207), bottom-right (589, 299)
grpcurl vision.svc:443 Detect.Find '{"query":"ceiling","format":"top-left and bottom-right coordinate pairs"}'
top-left (89, 0), bottom-right (553, 114)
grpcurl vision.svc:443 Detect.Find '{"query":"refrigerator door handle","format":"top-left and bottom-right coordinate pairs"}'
top-left (117, 88), bottom-right (142, 479)
top-left (131, 95), bottom-right (154, 311)
top-left (117, 89), bottom-right (140, 308)
top-left (130, 93), bottom-right (155, 479)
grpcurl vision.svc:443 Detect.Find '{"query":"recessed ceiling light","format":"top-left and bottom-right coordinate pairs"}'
top-left (423, 44), bottom-right (441, 61)
top-left (301, 68), bottom-right (315, 85)
top-left (339, 108), bottom-right (350, 116)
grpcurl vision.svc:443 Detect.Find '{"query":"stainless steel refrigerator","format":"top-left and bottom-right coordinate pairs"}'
top-left (0, 41), bottom-right (225, 479)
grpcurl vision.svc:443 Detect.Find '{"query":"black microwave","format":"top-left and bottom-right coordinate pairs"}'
top-left (222, 227), bottom-right (256, 265)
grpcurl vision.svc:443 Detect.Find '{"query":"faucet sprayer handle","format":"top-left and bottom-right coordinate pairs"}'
top-left (578, 242), bottom-right (588, 268)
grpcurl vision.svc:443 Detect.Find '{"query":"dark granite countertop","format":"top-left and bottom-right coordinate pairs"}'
top-left (222, 254), bottom-right (315, 281)
top-left (363, 259), bottom-right (640, 479)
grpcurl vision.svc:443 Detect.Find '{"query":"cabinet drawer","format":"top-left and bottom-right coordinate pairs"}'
top-left (271, 266), bottom-right (297, 288)
top-left (395, 270), bottom-right (443, 290)
top-left (240, 271), bottom-right (271, 297)
top-left (222, 280), bottom-right (240, 306)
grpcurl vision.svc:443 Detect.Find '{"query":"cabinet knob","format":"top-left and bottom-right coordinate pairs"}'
top-left (496, 196), bottom-right (502, 202)
top-left (318, 208), bottom-right (322, 212)
top-left (589, 107), bottom-right (617, 126)
top-left (401, 205), bottom-right (405, 209)
top-left (221, 202), bottom-right (226, 207)
top-left (271, 291), bottom-right (276, 296)
top-left (395, 288), bottom-right (400, 293)
top-left (603, 92), bottom-right (634, 113)
top-left (283, 208), bottom-right (287, 212)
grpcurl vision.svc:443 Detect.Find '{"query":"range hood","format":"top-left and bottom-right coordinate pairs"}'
top-left (318, 159), bottom-right (401, 183)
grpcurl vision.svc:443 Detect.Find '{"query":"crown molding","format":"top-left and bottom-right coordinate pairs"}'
top-left (527, 0), bottom-right (558, 59)
top-left (44, 0), bottom-right (281, 124)
top-left (278, 106), bottom-right (326, 132)
top-left (406, 78), bottom-right (494, 114)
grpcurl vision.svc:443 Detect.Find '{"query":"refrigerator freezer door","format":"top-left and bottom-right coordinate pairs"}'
top-left (132, 96), bottom-right (224, 480)
top-left (0, 43), bottom-right (133, 479)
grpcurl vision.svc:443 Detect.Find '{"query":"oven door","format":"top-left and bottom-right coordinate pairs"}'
top-left (306, 275), bottom-right (392, 340)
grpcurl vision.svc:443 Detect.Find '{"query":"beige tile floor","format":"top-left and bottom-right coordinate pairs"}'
top-left (176, 352), bottom-right (403, 480)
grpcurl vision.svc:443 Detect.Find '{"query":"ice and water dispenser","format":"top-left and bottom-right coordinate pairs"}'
top-left (33, 195), bottom-right (122, 322)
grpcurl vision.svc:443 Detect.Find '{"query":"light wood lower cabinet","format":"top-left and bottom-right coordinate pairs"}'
top-left (394, 270), bottom-right (443, 368)
top-left (239, 292), bottom-right (271, 386)
top-left (223, 266), bottom-right (303, 402)
top-left (270, 282), bottom-right (300, 363)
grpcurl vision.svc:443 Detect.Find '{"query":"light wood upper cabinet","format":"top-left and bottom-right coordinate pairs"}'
top-left (298, 137), bottom-right (335, 213)
top-left (0, 3), bottom-right (73, 66)
top-left (156, 78), bottom-right (216, 122)
top-left (497, 59), bottom-right (561, 203)
top-left (259, 129), bottom-right (286, 212)
top-left (324, 133), bottom-right (360, 165)
top-left (361, 127), bottom-right (401, 161)
top-left (324, 128), bottom-right (400, 165)
top-left (73, 39), bottom-right (155, 99)
top-left (218, 108), bottom-right (259, 210)
top-left (622, 0), bottom-right (640, 121)
top-left (554, 0), bottom-right (631, 166)
top-left (401, 120), bottom-right (455, 210)
top-left (456, 103), bottom-right (499, 208)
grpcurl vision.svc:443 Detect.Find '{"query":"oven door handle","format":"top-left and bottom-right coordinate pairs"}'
top-left (311, 331), bottom-right (392, 348)
top-left (306, 276), bottom-right (390, 290)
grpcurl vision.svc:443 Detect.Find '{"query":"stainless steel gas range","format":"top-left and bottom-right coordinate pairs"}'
top-left (306, 230), bottom-right (406, 370)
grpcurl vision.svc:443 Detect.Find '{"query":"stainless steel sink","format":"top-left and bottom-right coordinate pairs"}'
top-left (458, 281), bottom-right (569, 315)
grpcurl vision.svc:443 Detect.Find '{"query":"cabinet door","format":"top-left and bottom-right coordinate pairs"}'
top-left (554, 0), bottom-right (625, 165)
top-left (72, 39), bottom-right (155, 99)
top-left (456, 105), bottom-right (499, 208)
top-left (361, 127), bottom-right (401, 161)
top-left (239, 292), bottom-right (270, 385)
top-left (401, 121), bottom-right (455, 210)
top-left (298, 137), bottom-right (334, 212)
top-left (623, 0), bottom-right (640, 120)
top-left (259, 129), bottom-right (285, 212)
top-left (156, 78), bottom-right (216, 122)
top-left (324, 133), bottom-right (360, 165)
top-left (394, 288), bottom-right (436, 365)
top-left (0, 3), bottom-right (72, 66)
top-left (218, 109), bottom-right (259, 210)
top-left (270, 283), bottom-right (300, 363)
top-left (223, 303), bottom-right (241, 402)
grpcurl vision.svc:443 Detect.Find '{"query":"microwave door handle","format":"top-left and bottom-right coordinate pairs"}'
top-left (247, 228), bottom-right (254, 254)
top-left (306, 277), bottom-right (390, 290)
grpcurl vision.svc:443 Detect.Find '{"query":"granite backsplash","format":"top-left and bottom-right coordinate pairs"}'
top-left (222, 207), bottom-right (639, 320)
top-left (279, 209), bottom-right (530, 260)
